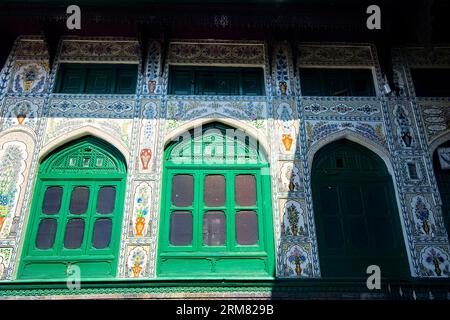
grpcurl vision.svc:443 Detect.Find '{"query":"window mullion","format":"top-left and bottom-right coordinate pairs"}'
top-left (83, 181), bottom-right (98, 255)
top-left (55, 182), bottom-right (71, 256)
top-left (226, 171), bottom-right (235, 252)
top-left (194, 171), bottom-right (203, 251)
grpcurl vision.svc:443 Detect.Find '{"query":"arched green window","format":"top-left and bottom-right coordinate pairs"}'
top-left (158, 123), bottom-right (275, 278)
top-left (18, 136), bottom-right (127, 279)
top-left (312, 139), bottom-right (409, 279)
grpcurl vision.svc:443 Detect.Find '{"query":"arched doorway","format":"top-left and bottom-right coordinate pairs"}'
top-left (311, 139), bottom-right (409, 279)
top-left (157, 122), bottom-right (275, 278)
top-left (19, 136), bottom-right (127, 279)
top-left (433, 140), bottom-right (450, 241)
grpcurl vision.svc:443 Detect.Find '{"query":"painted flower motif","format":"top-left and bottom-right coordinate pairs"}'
top-left (131, 249), bottom-right (146, 267)
top-left (415, 198), bottom-right (430, 221)
top-left (24, 69), bottom-right (36, 81)
top-left (425, 249), bottom-right (445, 265)
top-left (288, 248), bottom-right (307, 265)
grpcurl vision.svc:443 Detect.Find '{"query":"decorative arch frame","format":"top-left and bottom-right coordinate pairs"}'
top-left (306, 129), bottom-right (416, 276)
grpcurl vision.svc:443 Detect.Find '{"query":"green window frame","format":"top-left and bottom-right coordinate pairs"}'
top-left (158, 123), bottom-right (274, 278)
top-left (55, 63), bottom-right (138, 94)
top-left (18, 136), bottom-right (127, 280)
top-left (299, 68), bottom-right (376, 96)
top-left (168, 66), bottom-right (265, 96)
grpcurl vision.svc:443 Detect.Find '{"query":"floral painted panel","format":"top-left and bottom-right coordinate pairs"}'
top-left (9, 62), bottom-right (49, 94)
top-left (59, 39), bottom-right (140, 62)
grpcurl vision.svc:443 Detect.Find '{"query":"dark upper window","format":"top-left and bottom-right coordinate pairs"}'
top-left (55, 63), bottom-right (138, 94)
top-left (168, 66), bottom-right (265, 96)
top-left (299, 68), bottom-right (376, 96)
top-left (411, 68), bottom-right (450, 97)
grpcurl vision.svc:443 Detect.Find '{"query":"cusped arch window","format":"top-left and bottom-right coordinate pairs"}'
top-left (158, 122), bottom-right (275, 278)
top-left (19, 136), bottom-right (127, 279)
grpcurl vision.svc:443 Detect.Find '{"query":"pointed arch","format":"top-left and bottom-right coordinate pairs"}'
top-left (307, 129), bottom-right (394, 176)
top-left (163, 117), bottom-right (270, 159)
top-left (429, 131), bottom-right (450, 156)
top-left (39, 126), bottom-right (130, 167)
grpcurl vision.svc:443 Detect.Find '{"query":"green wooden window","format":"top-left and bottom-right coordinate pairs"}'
top-left (411, 68), bottom-right (450, 97)
top-left (18, 137), bottom-right (127, 280)
top-left (168, 66), bottom-right (265, 96)
top-left (311, 140), bottom-right (409, 279)
top-left (158, 123), bottom-right (274, 278)
top-left (55, 63), bottom-right (138, 94)
top-left (299, 68), bottom-right (376, 96)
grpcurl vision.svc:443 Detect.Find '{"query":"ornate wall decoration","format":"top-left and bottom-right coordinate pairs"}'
top-left (418, 246), bottom-right (450, 277)
top-left (391, 48), bottom-right (409, 97)
top-left (0, 248), bottom-right (12, 280)
top-left (403, 47), bottom-right (450, 67)
top-left (419, 102), bottom-right (450, 145)
top-left (49, 98), bottom-right (135, 118)
top-left (126, 246), bottom-right (150, 278)
top-left (9, 62), bottom-right (48, 94)
top-left (272, 43), bottom-right (293, 96)
top-left (298, 45), bottom-right (374, 66)
top-left (437, 147), bottom-right (450, 170)
top-left (44, 118), bottom-right (133, 149)
top-left (275, 102), bottom-right (297, 155)
top-left (2, 98), bottom-right (41, 130)
top-left (131, 182), bottom-right (153, 238)
top-left (410, 195), bottom-right (437, 237)
top-left (0, 141), bottom-right (27, 238)
top-left (145, 41), bottom-right (162, 94)
top-left (139, 101), bottom-right (158, 172)
top-left (305, 120), bottom-right (386, 149)
top-left (280, 199), bottom-right (308, 237)
top-left (280, 243), bottom-right (313, 278)
top-left (302, 98), bottom-right (382, 118)
top-left (14, 38), bottom-right (49, 61)
top-left (278, 161), bottom-right (302, 194)
top-left (393, 104), bottom-right (415, 148)
top-left (166, 99), bottom-right (267, 132)
top-left (59, 39), bottom-right (140, 62)
top-left (168, 42), bottom-right (265, 65)
top-left (400, 157), bottom-right (429, 187)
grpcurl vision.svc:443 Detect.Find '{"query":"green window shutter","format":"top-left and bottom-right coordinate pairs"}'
top-left (169, 67), bottom-right (264, 96)
top-left (158, 123), bottom-right (274, 278)
top-left (58, 66), bottom-right (84, 93)
top-left (170, 70), bottom-right (193, 95)
top-left (115, 67), bottom-right (137, 94)
top-left (85, 68), bottom-right (113, 94)
top-left (55, 64), bottom-right (137, 94)
top-left (18, 137), bottom-right (126, 280)
top-left (312, 140), bottom-right (409, 279)
top-left (299, 68), bottom-right (376, 97)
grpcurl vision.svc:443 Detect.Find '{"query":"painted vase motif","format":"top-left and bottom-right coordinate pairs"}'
top-left (140, 148), bottom-right (152, 170)
top-left (132, 264), bottom-right (142, 278)
top-left (0, 217), bottom-right (5, 233)
top-left (282, 134), bottom-right (293, 151)
top-left (148, 80), bottom-right (157, 94)
top-left (433, 258), bottom-right (442, 276)
top-left (135, 217), bottom-right (145, 236)
top-left (291, 224), bottom-right (298, 237)
top-left (279, 81), bottom-right (287, 95)
top-left (422, 220), bottom-right (430, 235)
top-left (16, 114), bottom-right (26, 125)
top-left (295, 262), bottom-right (302, 276)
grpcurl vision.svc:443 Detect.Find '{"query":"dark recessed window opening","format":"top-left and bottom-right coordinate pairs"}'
top-left (411, 68), bottom-right (450, 97)
top-left (168, 66), bottom-right (265, 96)
top-left (299, 68), bottom-right (376, 96)
top-left (55, 63), bottom-right (138, 94)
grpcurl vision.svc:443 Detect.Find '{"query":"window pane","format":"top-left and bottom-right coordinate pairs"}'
top-left (35, 219), bottom-right (57, 249)
top-left (204, 175), bottom-right (225, 207)
top-left (69, 187), bottom-right (90, 214)
top-left (96, 186), bottom-right (116, 214)
top-left (235, 211), bottom-right (258, 245)
top-left (203, 211), bottom-right (226, 246)
top-left (171, 175), bottom-right (194, 207)
top-left (42, 186), bottom-right (63, 214)
top-left (64, 219), bottom-right (85, 249)
top-left (169, 211), bottom-right (193, 246)
top-left (235, 175), bottom-right (256, 206)
top-left (92, 219), bottom-right (112, 249)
